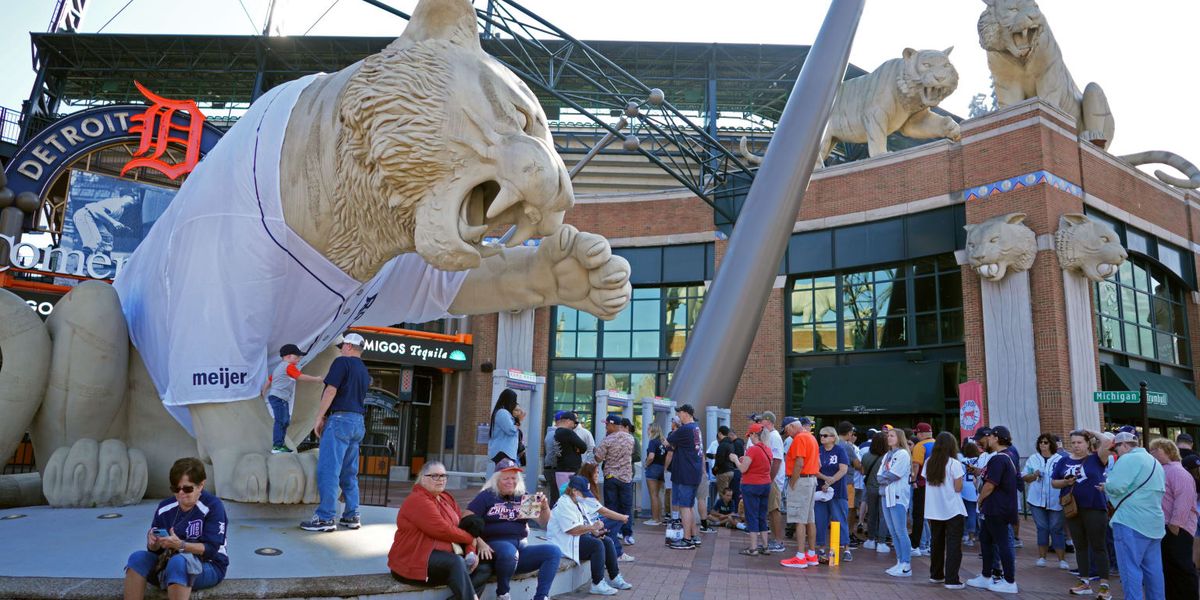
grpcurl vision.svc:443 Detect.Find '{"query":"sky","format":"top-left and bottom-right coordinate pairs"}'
top-left (2, 0), bottom-right (1198, 178)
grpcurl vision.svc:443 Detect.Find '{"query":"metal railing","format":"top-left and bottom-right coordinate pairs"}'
top-left (357, 443), bottom-right (393, 507)
top-left (2, 433), bottom-right (37, 475)
top-left (0, 107), bottom-right (21, 145)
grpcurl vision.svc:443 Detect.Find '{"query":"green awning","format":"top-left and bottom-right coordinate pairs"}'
top-left (1103, 364), bottom-right (1200, 425)
top-left (802, 362), bottom-right (945, 416)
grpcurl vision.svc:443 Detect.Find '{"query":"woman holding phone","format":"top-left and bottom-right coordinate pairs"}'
top-left (463, 458), bottom-right (560, 600)
top-left (1051, 429), bottom-right (1113, 599)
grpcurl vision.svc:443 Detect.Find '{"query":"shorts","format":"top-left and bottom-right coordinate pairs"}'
top-left (768, 482), bottom-right (782, 513)
top-left (672, 483), bottom-right (698, 508)
top-left (645, 463), bottom-right (665, 481)
top-left (787, 476), bottom-right (817, 524)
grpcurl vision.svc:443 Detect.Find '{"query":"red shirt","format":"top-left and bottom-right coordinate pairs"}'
top-left (742, 442), bottom-right (773, 485)
top-left (388, 485), bottom-right (476, 581)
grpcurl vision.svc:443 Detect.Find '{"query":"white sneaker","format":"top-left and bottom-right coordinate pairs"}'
top-left (862, 540), bottom-right (876, 550)
top-left (610, 575), bottom-right (633, 590)
top-left (910, 547), bottom-right (925, 557)
top-left (589, 581), bottom-right (619, 596)
top-left (1036, 557), bottom-right (1047, 567)
top-left (623, 535), bottom-right (635, 545)
top-left (875, 542), bottom-right (890, 554)
top-left (1059, 560), bottom-right (1071, 570)
top-left (988, 580), bottom-right (1018, 594)
top-left (965, 575), bottom-right (992, 589)
top-left (497, 594), bottom-right (511, 600)
top-left (617, 552), bottom-right (635, 563)
top-left (735, 522), bottom-right (747, 531)
top-left (642, 520), bottom-right (661, 526)
top-left (885, 562), bottom-right (912, 577)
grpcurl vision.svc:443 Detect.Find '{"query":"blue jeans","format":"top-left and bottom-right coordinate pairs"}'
top-left (964, 500), bottom-right (977, 537)
top-left (268, 395), bottom-right (290, 447)
top-left (126, 550), bottom-right (222, 590)
top-left (577, 534), bottom-right (619, 585)
top-left (741, 483), bottom-right (770, 533)
top-left (1029, 505), bottom-right (1065, 550)
top-left (603, 478), bottom-right (634, 537)
top-left (600, 517), bottom-right (626, 556)
top-left (883, 503), bottom-right (912, 563)
top-left (315, 412), bottom-right (365, 521)
top-left (1111, 523), bottom-right (1164, 600)
top-left (488, 538), bottom-right (561, 598)
top-left (814, 498), bottom-right (850, 548)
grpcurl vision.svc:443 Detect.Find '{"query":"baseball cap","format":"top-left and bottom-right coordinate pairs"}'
top-left (1183, 454), bottom-right (1200, 471)
top-left (279, 343), bottom-right (306, 357)
top-left (1177, 433), bottom-right (1194, 444)
top-left (798, 416), bottom-right (814, 427)
top-left (496, 457), bottom-right (523, 473)
top-left (991, 425), bottom-right (1012, 443)
top-left (675, 404), bottom-right (695, 416)
top-left (780, 416), bottom-right (799, 429)
top-left (973, 427), bottom-right (994, 441)
top-left (566, 475), bottom-right (594, 497)
top-left (748, 413), bottom-right (763, 422)
top-left (1113, 431), bottom-right (1138, 444)
top-left (621, 417), bottom-right (634, 429)
top-left (558, 411), bottom-right (579, 424)
top-left (605, 414), bottom-right (623, 425)
top-left (866, 428), bottom-right (880, 437)
top-left (338, 332), bottom-right (365, 348)
top-left (747, 423), bottom-right (766, 437)
top-left (761, 411), bottom-right (777, 423)
top-left (915, 423), bottom-right (933, 433)
top-left (1117, 425), bottom-right (1137, 434)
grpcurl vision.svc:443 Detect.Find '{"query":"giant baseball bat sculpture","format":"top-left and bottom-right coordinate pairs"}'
top-left (666, 0), bottom-right (864, 410)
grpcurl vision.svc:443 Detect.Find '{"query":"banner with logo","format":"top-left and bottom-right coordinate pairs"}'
top-left (60, 170), bottom-right (177, 270)
top-left (959, 380), bottom-right (983, 442)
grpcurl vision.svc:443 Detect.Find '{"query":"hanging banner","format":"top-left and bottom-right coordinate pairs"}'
top-left (959, 380), bottom-right (983, 442)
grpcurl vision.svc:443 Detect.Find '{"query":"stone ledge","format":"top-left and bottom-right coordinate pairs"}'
top-left (0, 558), bottom-right (587, 600)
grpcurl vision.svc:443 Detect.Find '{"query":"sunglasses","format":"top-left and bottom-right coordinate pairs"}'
top-left (820, 434), bottom-right (834, 438)
top-left (170, 485), bottom-right (196, 494)
top-left (424, 473), bottom-right (448, 480)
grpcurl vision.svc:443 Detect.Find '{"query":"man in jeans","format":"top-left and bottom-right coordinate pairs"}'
top-left (1105, 431), bottom-right (1166, 600)
top-left (595, 413), bottom-right (637, 546)
top-left (301, 332), bottom-right (371, 532)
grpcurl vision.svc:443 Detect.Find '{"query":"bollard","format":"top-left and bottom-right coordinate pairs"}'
top-left (830, 521), bottom-right (841, 566)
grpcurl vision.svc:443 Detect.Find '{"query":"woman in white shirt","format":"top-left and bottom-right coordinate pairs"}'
top-left (876, 427), bottom-right (912, 577)
top-left (1022, 432), bottom-right (1068, 569)
top-left (923, 432), bottom-right (968, 590)
top-left (548, 476), bottom-right (633, 596)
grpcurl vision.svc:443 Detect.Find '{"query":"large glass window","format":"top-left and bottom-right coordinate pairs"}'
top-left (788, 254), bottom-right (962, 354)
top-left (554, 286), bottom-right (707, 359)
top-left (551, 372), bottom-right (595, 430)
top-left (603, 288), bottom-right (661, 358)
top-left (665, 285), bottom-right (705, 357)
top-left (554, 307), bottom-right (598, 358)
top-left (1095, 257), bottom-right (1189, 366)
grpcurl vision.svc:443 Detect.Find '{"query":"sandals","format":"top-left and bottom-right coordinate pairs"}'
top-left (740, 546), bottom-right (768, 556)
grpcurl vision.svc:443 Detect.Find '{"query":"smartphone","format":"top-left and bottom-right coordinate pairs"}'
top-left (153, 528), bottom-right (170, 537)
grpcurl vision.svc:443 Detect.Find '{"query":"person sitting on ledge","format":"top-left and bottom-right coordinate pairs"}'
top-left (463, 458), bottom-right (560, 600)
top-left (123, 457), bottom-right (228, 600)
top-left (389, 461), bottom-right (493, 600)
top-left (548, 475), bottom-right (634, 596)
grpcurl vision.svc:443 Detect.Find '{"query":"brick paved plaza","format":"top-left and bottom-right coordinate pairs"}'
top-left (551, 522), bottom-right (1125, 600)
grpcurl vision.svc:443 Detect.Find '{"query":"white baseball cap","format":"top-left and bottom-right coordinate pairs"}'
top-left (338, 332), bottom-right (365, 348)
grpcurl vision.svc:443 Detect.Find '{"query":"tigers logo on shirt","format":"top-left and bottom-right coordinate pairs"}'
top-left (186, 519), bottom-right (203, 539)
top-left (1061, 464), bottom-right (1087, 483)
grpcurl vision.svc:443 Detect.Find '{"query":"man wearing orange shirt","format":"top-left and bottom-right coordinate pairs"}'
top-left (781, 416), bottom-right (821, 568)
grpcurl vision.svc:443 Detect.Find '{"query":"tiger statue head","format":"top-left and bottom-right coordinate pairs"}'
top-left (1055, 214), bottom-right (1127, 281)
top-left (895, 47), bottom-right (959, 110)
top-left (964, 213), bottom-right (1037, 282)
top-left (307, 0), bottom-right (572, 278)
top-left (978, 0), bottom-right (1047, 60)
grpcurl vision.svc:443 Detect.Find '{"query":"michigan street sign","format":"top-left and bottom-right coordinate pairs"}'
top-left (1093, 390), bottom-right (1168, 405)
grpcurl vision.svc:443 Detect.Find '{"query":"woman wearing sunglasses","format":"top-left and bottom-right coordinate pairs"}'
top-left (123, 457), bottom-right (229, 599)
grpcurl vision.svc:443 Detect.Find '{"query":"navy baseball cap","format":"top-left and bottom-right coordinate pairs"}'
top-left (279, 343), bottom-right (306, 357)
top-left (748, 413), bottom-right (763, 422)
top-left (973, 427), bottom-right (994, 441)
top-left (675, 404), bottom-right (695, 416)
top-left (1183, 454), bottom-right (1200, 471)
top-left (566, 475), bottom-right (594, 498)
top-left (605, 414), bottom-right (623, 425)
top-left (798, 417), bottom-right (814, 426)
top-left (991, 425), bottom-right (1012, 443)
top-left (1178, 433), bottom-right (1194, 444)
top-left (781, 416), bottom-right (799, 428)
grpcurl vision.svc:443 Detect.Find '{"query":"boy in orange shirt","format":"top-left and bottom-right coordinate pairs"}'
top-left (262, 343), bottom-right (323, 453)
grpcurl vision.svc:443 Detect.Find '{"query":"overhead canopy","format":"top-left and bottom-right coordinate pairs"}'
top-left (803, 362), bottom-right (945, 417)
top-left (1103, 365), bottom-right (1200, 425)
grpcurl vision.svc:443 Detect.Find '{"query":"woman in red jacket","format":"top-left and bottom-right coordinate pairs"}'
top-left (389, 461), bottom-right (494, 600)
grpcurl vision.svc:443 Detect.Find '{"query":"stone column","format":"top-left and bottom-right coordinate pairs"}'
top-left (495, 309), bottom-right (535, 373)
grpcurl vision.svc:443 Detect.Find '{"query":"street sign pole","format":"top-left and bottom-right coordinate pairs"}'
top-left (1139, 381), bottom-right (1149, 438)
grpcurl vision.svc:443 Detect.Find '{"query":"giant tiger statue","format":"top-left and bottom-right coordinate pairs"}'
top-left (978, 0), bottom-right (1200, 189)
top-left (0, 0), bottom-right (632, 507)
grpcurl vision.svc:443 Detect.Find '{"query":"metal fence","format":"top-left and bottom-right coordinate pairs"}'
top-left (357, 443), bottom-right (393, 507)
top-left (0, 107), bottom-right (20, 145)
top-left (2, 433), bottom-right (36, 475)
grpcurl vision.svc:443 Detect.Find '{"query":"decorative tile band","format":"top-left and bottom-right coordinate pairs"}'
top-left (964, 170), bottom-right (1083, 201)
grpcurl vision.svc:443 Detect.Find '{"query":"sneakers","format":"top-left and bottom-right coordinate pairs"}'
top-left (816, 549), bottom-right (829, 564)
top-left (964, 537), bottom-right (976, 547)
top-left (735, 522), bottom-right (747, 531)
top-left (862, 540), bottom-right (877, 550)
top-left (1059, 560), bottom-right (1071, 570)
top-left (988, 580), bottom-right (1018, 594)
top-left (885, 562), bottom-right (912, 577)
top-left (642, 519), bottom-right (661, 526)
top-left (700, 525), bottom-right (716, 534)
top-left (910, 547), bottom-right (925, 558)
top-left (667, 539), bottom-right (695, 550)
top-left (1097, 582), bottom-right (1111, 600)
top-left (966, 575), bottom-right (993, 589)
top-left (841, 549), bottom-right (852, 563)
top-left (299, 517), bottom-right (336, 532)
top-left (623, 535), bottom-right (636, 545)
top-left (780, 556), bottom-right (808, 569)
top-left (1069, 581), bottom-right (1094, 596)
top-left (609, 575), bottom-right (633, 590)
top-left (690, 536), bottom-right (702, 547)
top-left (1036, 557), bottom-right (1047, 567)
top-left (875, 542), bottom-right (890, 554)
top-left (1012, 539), bottom-right (1024, 549)
top-left (589, 581), bottom-right (619, 595)
top-left (270, 445), bottom-right (292, 454)
top-left (805, 551), bottom-right (819, 566)
top-left (617, 552), bottom-right (635, 563)
top-left (929, 577), bottom-right (945, 584)
top-left (497, 594), bottom-right (511, 600)
top-left (767, 540), bottom-right (787, 553)
top-left (338, 514), bottom-right (361, 530)
top-left (944, 583), bottom-right (966, 590)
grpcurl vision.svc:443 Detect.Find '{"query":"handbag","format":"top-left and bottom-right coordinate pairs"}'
top-left (1106, 461), bottom-right (1159, 520)
top-left (1060, 484), bottom-right (1078, 519)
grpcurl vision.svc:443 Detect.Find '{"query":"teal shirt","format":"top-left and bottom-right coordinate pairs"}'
top-left (1105, 447), bottom-right (1165, 539)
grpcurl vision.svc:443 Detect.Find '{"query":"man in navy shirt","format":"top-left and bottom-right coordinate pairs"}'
top-left (968, 425), bottom-right (1019, 594)
top-left (301, 332), bottom-right (371, 532)
top-left (666, 404), bottom-right (704, 549)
